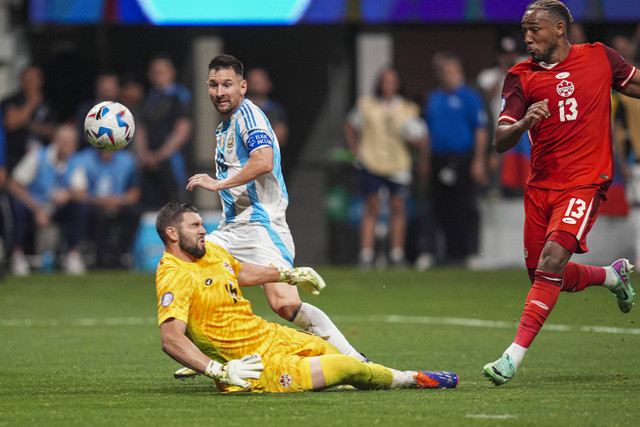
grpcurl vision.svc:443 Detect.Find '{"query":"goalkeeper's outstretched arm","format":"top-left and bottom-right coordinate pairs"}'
top-left (160, 318), bottom-right (264, 388)
top-left (236, 263), bottom-right (280, 287)
top-left (160, 318), bottom-right (217, 373)
top-left (236, 263), bottom-right (326, 296)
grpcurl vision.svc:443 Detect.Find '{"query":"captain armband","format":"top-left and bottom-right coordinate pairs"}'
top-left (246, 131), bottom-right (273, 152)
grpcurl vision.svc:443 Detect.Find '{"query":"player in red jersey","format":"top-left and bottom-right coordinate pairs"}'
top-left (482, 0), bottom-right (640, 386)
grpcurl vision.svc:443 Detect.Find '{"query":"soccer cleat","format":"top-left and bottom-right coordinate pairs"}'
top-left (174, 367), bottom-right (199, 380)
top-left (360, 353), bottom-right (373, 363)
top-left (414, 371), bottom-right (458, 389)
top-left (482, 353), bottom-right (516, 386)
top-left (609, 258), bottom-right (635, 313)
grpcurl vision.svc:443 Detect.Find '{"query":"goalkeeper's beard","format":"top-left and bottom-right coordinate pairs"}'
top-left (178, 232), bottom-right (206, 259)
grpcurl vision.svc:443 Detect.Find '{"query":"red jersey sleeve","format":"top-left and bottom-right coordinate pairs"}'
top-left (498, 71), bottom-right (527, 124)
top-left (601, 42), bottom-right (637, 91)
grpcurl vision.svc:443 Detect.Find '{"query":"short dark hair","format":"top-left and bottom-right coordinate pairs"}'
top-left (208, 54), bottom-right (244, 78)
top-left (526, 0), bottom-right (574, 26)
top-left (156, 202), bottom-right (199, 244)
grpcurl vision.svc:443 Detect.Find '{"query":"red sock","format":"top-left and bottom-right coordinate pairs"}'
top-left (562, 262), bottom-right (606, 292)
top-left (514, 271), bottom-right (562, 348)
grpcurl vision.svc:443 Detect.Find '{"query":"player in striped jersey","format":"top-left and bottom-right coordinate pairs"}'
top-left (185, 54), bottom-right (367, 370)
top-left (155, 202), bottom-right (458, 392)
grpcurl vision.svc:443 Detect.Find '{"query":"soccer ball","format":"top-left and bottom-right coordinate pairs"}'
top-left (84, 101), bottom-right (135, 151)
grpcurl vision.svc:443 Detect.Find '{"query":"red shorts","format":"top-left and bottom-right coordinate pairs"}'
top-left (523, 184), bottom-right (607, 270)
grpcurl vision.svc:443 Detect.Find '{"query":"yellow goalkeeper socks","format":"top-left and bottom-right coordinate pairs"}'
top-left (301, 355), bottom-right (393, 391)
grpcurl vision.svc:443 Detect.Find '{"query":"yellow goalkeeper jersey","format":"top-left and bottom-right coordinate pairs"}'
top-left (156, 241), bottom-right (280, 364)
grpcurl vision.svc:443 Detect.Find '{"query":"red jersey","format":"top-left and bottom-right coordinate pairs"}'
top-left (499, 43), bottom-right (637, 190)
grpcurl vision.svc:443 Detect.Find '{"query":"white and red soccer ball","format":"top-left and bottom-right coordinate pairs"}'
top-left (84, 101), bottom-right (135, 151)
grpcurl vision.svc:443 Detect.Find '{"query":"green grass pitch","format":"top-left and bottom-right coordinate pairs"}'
top-left (1, 267), bottom-right (638, 426)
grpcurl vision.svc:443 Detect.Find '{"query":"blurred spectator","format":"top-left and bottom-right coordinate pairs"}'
top-left (7, 124), bottom-right (88, 275)
top-left (477, 36), bottom-right (530, 197)
top-left (74, 72), bottom-right (120, 145)
top-left (73, 147), bottom-right (142, 269)
top-left (344, 67), bottom-right (426, 269)
top-left (0, 104), bottom-right (8, 277)
top-left (1, 65), bottom-right (57, 173)
top-left (136, 56), bottom-right (192, 209)
top-left (568, 22), bottom-right (587, 44)
top-left (246, 68), bottom-right (289, 147)
top-left (421, 52), bottom-right (488, 267)
top-left (0, 110), bottom-right (5, 188)
top-left (477, 37), bottom-right (522, 128)
top-left (119, 73), bottom-right (145, 118)
top-left (611, 30), bottom-right (640, 264)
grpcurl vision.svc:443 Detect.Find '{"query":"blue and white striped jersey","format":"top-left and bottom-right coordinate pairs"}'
top-left (214, 98), bottom-right (289, 228)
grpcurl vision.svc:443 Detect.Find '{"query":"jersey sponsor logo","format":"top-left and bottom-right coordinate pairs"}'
top-left (161, 292), bottom-right (174, 307)
top-left (555, 72), bottom-right (570, 79)
top-left (556, 80), bottom-right (574, 97)
top-left (531, 300), bottom-right (549, 310)
top-left (279, 373), bottom-right (292, 388)
top-left (223, 261), bottom-right (234, 274)
top-left (205, 278), bottom-right (213, 286)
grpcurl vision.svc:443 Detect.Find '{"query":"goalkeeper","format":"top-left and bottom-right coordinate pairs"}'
top-left (156, 202), bottom-right (458, 392)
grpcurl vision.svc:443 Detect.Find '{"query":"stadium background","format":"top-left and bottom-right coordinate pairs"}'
top-left (2, 3), bottom-right (640, 425)
top-left (1, 0), bottom-right (638, 266)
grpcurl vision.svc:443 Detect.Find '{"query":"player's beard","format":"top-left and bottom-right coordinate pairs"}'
top-left (178, 232), bottom-right (206, 259)
top-left (531, 49), bottom-right (551, 63)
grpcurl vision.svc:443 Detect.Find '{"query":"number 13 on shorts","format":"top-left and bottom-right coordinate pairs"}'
top-left (562, 197), bottom-right (587, 224)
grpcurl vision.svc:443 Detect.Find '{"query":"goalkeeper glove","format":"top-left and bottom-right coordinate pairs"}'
top-left (204, 354), bottom-right (264, 389)
top-left (278, 266), bottom-right (327, 296)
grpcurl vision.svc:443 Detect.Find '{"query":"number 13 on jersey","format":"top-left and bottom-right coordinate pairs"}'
top-left (558, 98), bottom-right (578, 122)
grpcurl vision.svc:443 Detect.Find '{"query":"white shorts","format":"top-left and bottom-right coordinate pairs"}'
top-left (206, 222), bottom-right (295, 269)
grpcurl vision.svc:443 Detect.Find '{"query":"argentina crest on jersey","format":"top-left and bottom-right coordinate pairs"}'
top-left (225, 118), bottom-right (236, 153)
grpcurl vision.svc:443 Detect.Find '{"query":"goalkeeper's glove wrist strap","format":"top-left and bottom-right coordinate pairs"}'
top-left (278, 267), bottom-right (290, 283)
top-left (205, 360), bottom-right (224, 380)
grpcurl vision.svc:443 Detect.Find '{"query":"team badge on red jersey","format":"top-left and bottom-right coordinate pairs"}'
top-left (279, 373), bottom-right (292, 388)
top-left (556, 80), bottom-right (574, 97)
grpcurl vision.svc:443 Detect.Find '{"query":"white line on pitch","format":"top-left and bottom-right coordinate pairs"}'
top-left (465, 414), bottom-right (517, 419)
top-left (330, 314), bottom-right (640, 335)
top-left (1, 314), bottom-right (639, 335)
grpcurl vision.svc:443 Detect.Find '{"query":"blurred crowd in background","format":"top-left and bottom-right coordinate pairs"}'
top-left (0, 18), bottom-right (638, 276)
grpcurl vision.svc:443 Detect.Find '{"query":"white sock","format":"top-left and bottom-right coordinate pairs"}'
top-left (390, 369), bottom-right (415, 389)
top-left (390, 248), bottom-right (405, 263)
top-left (505, 343), bottom-right (527, 369)
top-left (359, 248), bottom-right (374, 263)
top-left (603, 266), bottom-right (618, 290)
top-left (292, 302), bottom-right (367, 362)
